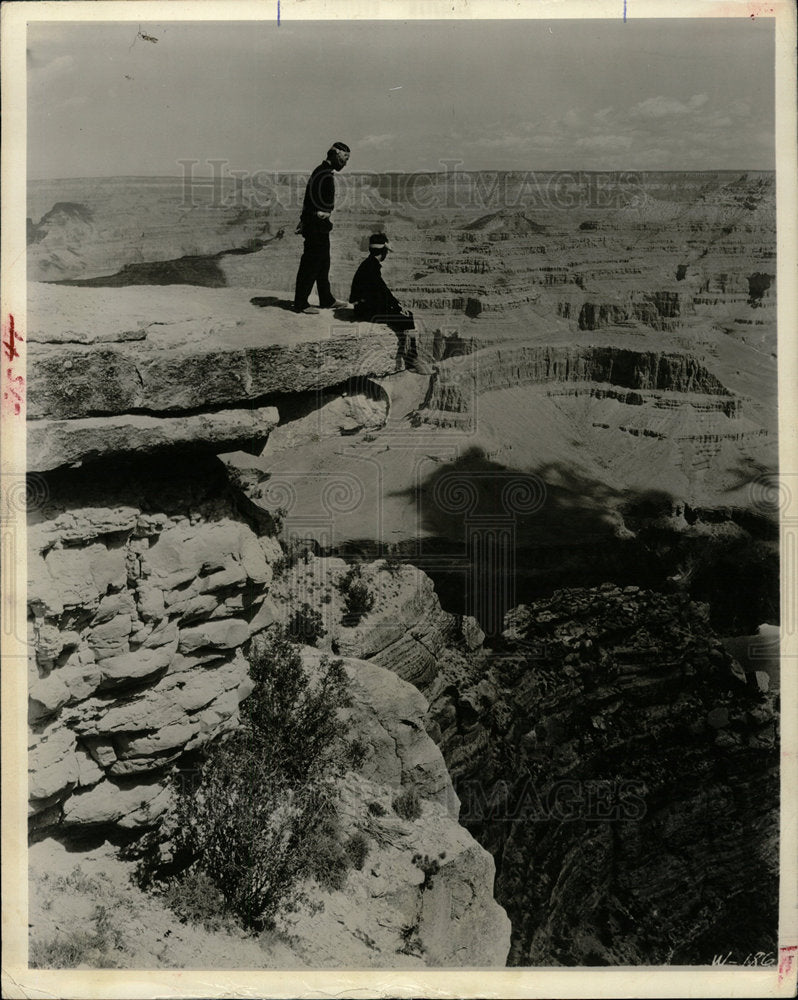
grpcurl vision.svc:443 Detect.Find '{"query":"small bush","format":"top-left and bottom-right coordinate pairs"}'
top-left (411, 853), bottom-right (441, 891)
top-left (302, 795), bottom-right (350, 893)
top-left (347, 737), bottom-right (368, 770)
top-left (287, 603), bottom-right (327, 646)
top-left (367, 800), bottom-right (387, 818)
top-left (160, 868), bottom-right (227, 931)
top-left (338, 564), bottom-right (375, 626)
top-left (392, 787), bottom-right (422, 821)
top-left (272, 505), bottom-right (289, 533)
top-left (397, 922), bottom-right (425, 957)
top-left (280, 537), bottom-right (315, 571)
top-left (345, 831), bottom-right (370, 871)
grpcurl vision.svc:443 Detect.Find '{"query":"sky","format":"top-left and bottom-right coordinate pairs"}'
top-left (27, 17), bottom-right (775, 179)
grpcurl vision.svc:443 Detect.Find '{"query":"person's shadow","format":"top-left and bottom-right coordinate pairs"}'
top-left (249, 296), bottom-right (357, 322)
top-left (249, 295), bottom-right (295, 311)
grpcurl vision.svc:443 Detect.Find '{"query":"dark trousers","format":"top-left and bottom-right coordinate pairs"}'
top-left (294, 231), bottom-right (334, 309)
top-left (363, 311), bottom-right (417, 365)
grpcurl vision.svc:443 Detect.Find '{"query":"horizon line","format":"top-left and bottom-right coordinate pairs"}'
top-left (28, 167), bottom-right (777, 184)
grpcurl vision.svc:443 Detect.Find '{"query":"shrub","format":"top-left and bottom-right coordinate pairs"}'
top-left (338, 564), bottom-right (375, 626)
top-left (279, 536), bottom-right (314, 572)
top-left (411, 852), bottom-right (442, 891)
top-left (242, 627), bottom-right (351, 784)
top-left (160, 868), bottom-right (227, 931)
top-left (397, 922), bottom-right (425, 957)
top-left (162, 628), bottom-right (354, 930)
top-left (392, 787), bottom-right (422, 821)
top-left (347, 737), bottom-right (368, 770)
top-left (287, 603), bottom-right (327, 647)
top-left (345, 831), bottom-right (370, 871)
top-left (301, 791), bottom-right (350, 893)
top-left (173, 738), bottom-right (316, 929)
top-left (367, 800), bottom-right (387, 817)
top-left (272, 505), bottom-right (289, 533)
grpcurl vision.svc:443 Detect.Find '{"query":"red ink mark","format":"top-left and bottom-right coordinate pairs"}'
top-left (779, 945), bottom-right (797, 984)
top-left (2, 315), bottom-right (22, 362)
top-left (4, 367), bottom-right (25, 416)
top-left (2, 316), bottom-right (25, 416)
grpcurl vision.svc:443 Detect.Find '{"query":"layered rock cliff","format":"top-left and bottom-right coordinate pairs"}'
top-left (27, 458), bottom-right (276, 836)
top-left (26, 282), bottom-right (397, 472)
top-left (426, 586), bottom-right (779, 965)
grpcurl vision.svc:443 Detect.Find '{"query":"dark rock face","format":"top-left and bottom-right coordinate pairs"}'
top-left (426, 585), bottom-right (778, 966)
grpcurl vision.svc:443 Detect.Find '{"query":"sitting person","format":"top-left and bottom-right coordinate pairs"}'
top-left (349, 233), bottom-right (430, 373)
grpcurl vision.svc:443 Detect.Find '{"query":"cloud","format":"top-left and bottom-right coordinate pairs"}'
top-left (575, 134), bottom-right (634, 151)
top-left (687, 94), bottom-right (709, 111)
top-left (631, 93), bottom-right (708, 119)
top-left (28, 53), bottom-right (75, 86)
top-left (563, 109), bottom-right (583, 129)
top-left (475, 134), bottom-right (534, 151)
top-left (358, 133), bottom-right (396, 149)
top-left (60, 95), bottom-right (88, 110)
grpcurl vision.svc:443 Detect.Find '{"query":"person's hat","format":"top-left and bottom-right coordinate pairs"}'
top-left (369, 233), bottom-right (393, 252)
top-left (332, 141), bottom-right (351, 153)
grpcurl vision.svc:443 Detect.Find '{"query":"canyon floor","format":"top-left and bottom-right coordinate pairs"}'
top-left (24, 170), bottom-right (781, 970)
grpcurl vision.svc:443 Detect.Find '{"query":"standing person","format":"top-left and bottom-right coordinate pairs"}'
top-left (293, 141), bottom-right (350, 314)
top-left (349, 233), bottom-right (430, 374)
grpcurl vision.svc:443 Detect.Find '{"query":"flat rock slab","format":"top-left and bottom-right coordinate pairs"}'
top-left (27, 283), bottom-right (398, 420)
top-left (28, 405), bottom-right (280, 472)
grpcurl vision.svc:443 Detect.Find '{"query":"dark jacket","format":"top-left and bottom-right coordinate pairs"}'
top-left (349, 255), bottom-right (402, 319)
top-left (300, 160), bottom-right (336, 234)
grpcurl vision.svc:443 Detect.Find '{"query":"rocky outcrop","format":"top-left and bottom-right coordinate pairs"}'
top-left (423, 586), bottom-right (779, 966)
top-left (27, 460), bottom-right (281, 836)
top-left (271, 556), bottom-right (484, 695)
top-left (416, 344), bottom-right (740, 437)
top-left (27, 644), bottom-right (512, 969)
top-left (424, 345), bottom-right (731, 414)
top-left (274, 648), bottom-right (510, 967)
top-left (26, 283), bottom-right (397, 472)
top-left (264, 386), bottom-right (388, 456)
top-left (272, 559), bottom-right (778, 966)
top-left (578, 291), bottom-right (683, 331)
top-left (28, 405), bottom-right (280, 473)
